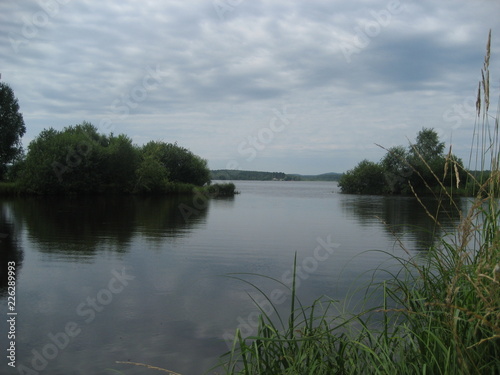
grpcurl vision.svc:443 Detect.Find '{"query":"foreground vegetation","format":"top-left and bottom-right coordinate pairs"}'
top-left (213, 33), bottom-right (500, 374)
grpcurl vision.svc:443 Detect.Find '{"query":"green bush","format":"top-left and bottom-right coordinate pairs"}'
top-left (340, 128), bottom-right (467, 196)
top-left (139, 141), bottom-right (211, 187)
top-left (338, 159), bottom-right (386, 194)
top-left (205, 182), bottom-right (237, 197)
top-left (18, 122), bottom-right (139, 194)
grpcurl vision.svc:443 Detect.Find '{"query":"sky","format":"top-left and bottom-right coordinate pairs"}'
top-left (1, 0), bottom-right (499, 175)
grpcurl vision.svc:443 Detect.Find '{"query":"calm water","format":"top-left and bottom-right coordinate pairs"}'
top-left (0, 181), bottom-right (468, 374)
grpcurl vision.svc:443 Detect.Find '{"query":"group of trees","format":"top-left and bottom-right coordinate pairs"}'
top-left (339, 128), bottom-right (467, 195)
top-left (13, 123), bottom-right (211, 194)
top-left (0, 82), bottom-right (468, 197)
top-left (0, 82), bottom-right (211, 194)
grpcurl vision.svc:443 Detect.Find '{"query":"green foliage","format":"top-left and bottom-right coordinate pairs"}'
top-left (340, 128), bottom-right (467, 195)
top-left (10, 123), bottom-right (212, 195)
top-left (409, 127), bottom-right (445, 161)
top-left (0, 182), bottom-right (21, 196)
top-left (380, 146), bottom-right (411, 194)
top-left (204, 182), bottom-right (237, 197)
top-left (134, 153), bottom-right (169, 193)
top-left (296, 172), bottom-right (342, 181)
top-left (0, 82), bottom-right (26, 181)
top-left (18, 122), bottom-right (139, 194)
top-left (338, 159), bottom-right (386, 194)
top-left (212, 170), bottom-right (290, 181)
top-left (141, 141), bottom-right (210, 187)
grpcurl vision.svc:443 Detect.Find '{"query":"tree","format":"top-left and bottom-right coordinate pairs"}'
top-left (409, 128), bottom-right (445, 162)
top-left (338, 159), bottom-right (386, 194)
top-left (0, 82), bottom-right (26, 180)
top-left (407, 128), bottom-right (446, 193)
top-left (140, 141), bottom-right (211, 186)
top-left (135, 144), bottom-right (170, 193)
top-left (19, 123), bottom-right (139, 194)
top-left (380, 146), bottom-right (412, 194)
top-left (340, 128), bottom-right (466, 195)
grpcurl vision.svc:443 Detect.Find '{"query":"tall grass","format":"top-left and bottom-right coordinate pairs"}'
top-left (215, 32), bottom-right (500, 375)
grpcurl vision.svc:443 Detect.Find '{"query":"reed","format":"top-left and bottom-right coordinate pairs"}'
top-left (215, 32), bottom-right (500, 375)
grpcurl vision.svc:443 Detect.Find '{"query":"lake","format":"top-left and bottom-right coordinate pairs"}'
top-left (0, 181), bottom-right (468, 374)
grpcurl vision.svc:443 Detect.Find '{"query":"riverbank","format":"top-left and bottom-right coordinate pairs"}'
top-left (0, 181), bottom-right (237, 198)
top-left (215, 190), bottom-right (500, 374)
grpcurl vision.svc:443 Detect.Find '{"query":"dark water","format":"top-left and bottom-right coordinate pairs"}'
top-left (0, 181), bottom-right (468, 374)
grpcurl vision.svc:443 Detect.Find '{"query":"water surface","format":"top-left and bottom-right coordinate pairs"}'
top-left (0, 181), bottom-right (467, 374)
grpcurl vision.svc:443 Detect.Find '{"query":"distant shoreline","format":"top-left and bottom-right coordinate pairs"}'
top-left (211, 169), bottom-right (342, 182)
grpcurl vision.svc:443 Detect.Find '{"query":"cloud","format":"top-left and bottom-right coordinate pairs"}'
top-left (0, 0), bottom-right (499, 174)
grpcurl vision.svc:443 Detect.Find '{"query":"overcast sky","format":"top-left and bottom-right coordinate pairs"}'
top-left (1, 0), bottom-right (499, 174)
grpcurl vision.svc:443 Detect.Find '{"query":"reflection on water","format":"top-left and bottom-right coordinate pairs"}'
top-left (2, 195), bottom-right (210, 260)
top-left (0, 204), bottom-right (23, 297)
top-left (0, 183), bottom-right (472, 374)
top-left (341, 194), bottom-right (466, 252)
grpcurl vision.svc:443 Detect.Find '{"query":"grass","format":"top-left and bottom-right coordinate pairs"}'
top-left (113, 33), bottom-right (499, 375)
top-left (212, 31), bottom-right (500, 375)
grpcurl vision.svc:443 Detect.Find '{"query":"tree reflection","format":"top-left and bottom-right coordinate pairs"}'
top-left (6, 195), bottom-right (210, 259)
top-left (0, 201), bottom-right (24, 297)
top-left (341, 195), bottom-right (466, 251)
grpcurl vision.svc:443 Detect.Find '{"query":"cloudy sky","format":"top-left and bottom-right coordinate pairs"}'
top-left (1, 0), bottom-right (499, 174)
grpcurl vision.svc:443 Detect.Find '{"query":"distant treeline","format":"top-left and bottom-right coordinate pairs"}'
top-left (211, 170), bottom-right (295, 181)
top-left (291, 172), bottom-right (342, 181)
top-left (211, 170), bottom-right (342, 181)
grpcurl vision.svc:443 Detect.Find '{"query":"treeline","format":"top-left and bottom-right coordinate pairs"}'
top-left (211, 170), bottom-right (301, 181)
top-left (292, 172), bottom-right (342, 181)
top-left (211, 170), bottom-right (342, 181)
top-left (339, 128), bottom-right (469, 195)
top-left (4, 122), bottom-right (213, 195)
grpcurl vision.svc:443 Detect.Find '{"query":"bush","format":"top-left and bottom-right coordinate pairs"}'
top-left (139, 141), bottom-right (211, 187)
top-left (338, 159), bottom-right (386, 194)
top-left (205, 183), bottom-right (237, 197)
top-left (18, 122), bottom-right (139, 194)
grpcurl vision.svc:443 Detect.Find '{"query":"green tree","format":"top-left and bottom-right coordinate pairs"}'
top-left (135, 144), bottom-right (170, 193)
top-left (407, 128), bottom-right (446, 193)
top-left (409, 128), bottom-right (445, 162)
top-left (101, 133), bottom-right (140, 191)
top-left (380, 146), bottom-right (412, 194)
top-left (338, 159), bottom-right (385, 194)
top-left (140, 141), bottom-right (211, 186)
top-left (19, 123), bottom-right (139, 194)
top-left (0, 82), bottom-right (26, 180)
